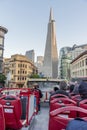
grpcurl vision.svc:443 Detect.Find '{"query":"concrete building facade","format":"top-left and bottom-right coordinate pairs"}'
top-left (70, 51), bottom-right (87, 82)
top-left (3, 54), bottom-right (37, 87)
top-left (59, 47), bottom-right (72, 80)
top-left (59, 44), bottom-right (87, 80)
top-left (71, 44), bottom-right (87, 60)
top-left (0, 26), bottom-right (8, 73)
top-left (36, 56), bottom-right (44, 76)
top-left (25, 49), bottom-right (35, 63)
top-left (43, 8), bottom-right (58, 78)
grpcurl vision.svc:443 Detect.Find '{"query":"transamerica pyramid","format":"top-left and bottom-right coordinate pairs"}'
top-left (43, 8), bottom-right (58, 78)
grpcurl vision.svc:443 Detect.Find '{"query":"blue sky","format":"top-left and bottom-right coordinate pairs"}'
top-left (0, 0), bottom-right (87, 60)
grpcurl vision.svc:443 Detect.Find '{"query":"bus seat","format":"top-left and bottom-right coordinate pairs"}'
top-left (49, 106), bottom-right (87, 130)
top-left (0, 104), bottom-right (5, 130)
top-left (50, 94), bottom-right (68, 101)
top-left (0, 95), bottom-right (23, 129)
top-left (50, 98), bottom-right (76, 113)
top-left (71, 95), bottom-right (81, 102)
top-left (78, 99), bottom-right (87, 117)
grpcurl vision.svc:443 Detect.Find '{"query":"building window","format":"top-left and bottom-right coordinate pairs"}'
top-left (12, 64), bottom-right (14, 67)
top-left (86, 69), bottom-right (87, 76)
top-left (82, 69), bottom-right (84, 76)
top-left (0, 37), bottom-right (3, 45)
top-left (25, 65), bottom-right (27, 68)
top-left (22, 77), bottom-right (24, 80)
top-left (12, 70), bottom-right (14, 74)
top-left (85, 59), bottom-right (87, 65)
top-left (18, 64), bottom-right (20, 67)
top-left (82, 60), bottom-right (84, 66)
top-left (0, 50), bottom-right (3, 57)
top-left (0, 62), bottom-right (2, 72)
top-left (80, 70), bottom-right (81, 76)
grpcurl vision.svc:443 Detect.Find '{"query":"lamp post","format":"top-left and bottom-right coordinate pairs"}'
top-left (0, 26), bottom-right (8, 73)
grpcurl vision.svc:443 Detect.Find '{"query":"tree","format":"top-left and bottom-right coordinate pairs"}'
top-left (29, 74), bottom-right (40, 78)
top-left (0, 74), bottom-right (6, 86)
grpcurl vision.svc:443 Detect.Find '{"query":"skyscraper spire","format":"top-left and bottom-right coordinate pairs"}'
top-left (43, 8), bottom-right (58, 78)
top-left (49, 7), bottom-right (53, 21)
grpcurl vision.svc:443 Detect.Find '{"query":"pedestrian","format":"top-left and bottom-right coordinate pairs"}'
top-left (50, 86), bottom-right (59, 96)
top-left (33, 83), bottom-right (43, 112)
top-left (78, 81), bottom-right (87, 100)
top-left (49, 81), bottom-right (70, 103)
top-left (66, 118), bottom-right (87, 130)
top-left (69, 84), bottom-right (75, 93)
top-left (49, 86), bottom-right (59, 102)
top-left (57, 81), bottom-right (70, 98)
top-left (72, 81), bottom-right (79, 95)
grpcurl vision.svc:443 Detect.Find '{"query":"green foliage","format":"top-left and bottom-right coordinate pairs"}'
top-left (30, 74), bottom-right (40, 78)
top-left (0, 74), bottom-right (6, 83)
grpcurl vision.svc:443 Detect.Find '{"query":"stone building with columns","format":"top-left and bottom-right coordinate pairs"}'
top-left (70, 50), bottom-right (87, 82)
top-left (3, 54), bottom-right (38, 87)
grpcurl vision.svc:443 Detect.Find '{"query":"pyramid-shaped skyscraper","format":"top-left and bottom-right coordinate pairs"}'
top-left (43, 8), bottom-right (58, 78)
